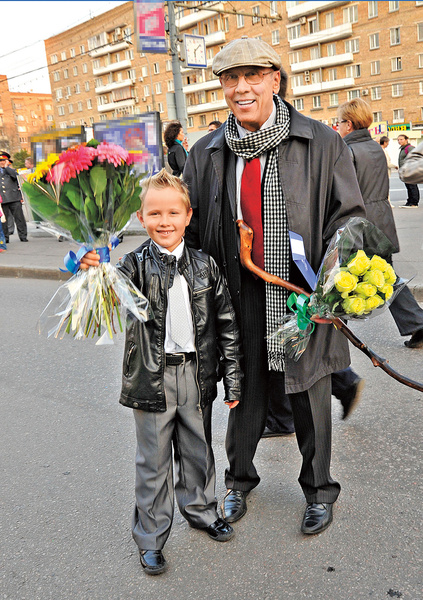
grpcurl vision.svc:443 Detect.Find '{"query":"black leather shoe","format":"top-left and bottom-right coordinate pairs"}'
top-left (193, 517), bottom-right (234, 542)
top-left (404, 328), bottom-right (423, 348)
top-left (139, 550), bottom-right (167, 575)
top-left (341, 377), bottom-right (365, 420)
top-left (221, 489), bottom-right (248, 523)
top-left (301, 502), bottom-right (333, 535)
top-left (262, 426), bottom-right (295, 438)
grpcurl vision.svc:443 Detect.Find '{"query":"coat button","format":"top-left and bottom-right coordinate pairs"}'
top-left (133, 402), bottom-right (139, 408)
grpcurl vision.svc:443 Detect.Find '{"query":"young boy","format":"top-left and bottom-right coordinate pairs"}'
top-left (81, 169), bottom-right (242, 575)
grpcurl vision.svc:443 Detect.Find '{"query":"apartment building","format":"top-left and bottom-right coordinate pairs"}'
top-left (44, 1), bottom-right (423, 138)
top-left (0, 74), bottom-right (54, 154)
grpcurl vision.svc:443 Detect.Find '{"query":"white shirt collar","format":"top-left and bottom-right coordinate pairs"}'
top-left (153, 239), bottom-right (185, 260)
top-left (236, 101), bottom-right (277, 139)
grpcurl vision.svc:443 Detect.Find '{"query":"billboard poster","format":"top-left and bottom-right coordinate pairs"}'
top-left (134, 0), bottom-right (167, 54)
top-left (93, 112), bottom-right (163, 176)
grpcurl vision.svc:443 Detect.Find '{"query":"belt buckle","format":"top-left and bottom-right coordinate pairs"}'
top-left (174, 352), bottom-right (185, 364)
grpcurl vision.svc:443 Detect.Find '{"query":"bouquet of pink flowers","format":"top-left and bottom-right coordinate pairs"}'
top-left (20, 140), bottom-right (151, 344)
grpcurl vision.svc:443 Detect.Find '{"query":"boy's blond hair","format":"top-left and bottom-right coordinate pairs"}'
top-left (139, 168), bottom-right (191, 212)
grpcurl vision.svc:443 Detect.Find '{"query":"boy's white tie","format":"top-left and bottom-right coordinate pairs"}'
top-left (169, 269), bottom-right (190, 348)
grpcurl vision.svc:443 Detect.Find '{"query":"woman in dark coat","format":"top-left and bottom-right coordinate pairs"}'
top-left (164, 121), bottom-right (188, 177)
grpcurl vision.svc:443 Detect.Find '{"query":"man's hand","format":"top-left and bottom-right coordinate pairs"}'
top-left (79, 249), bottom-right (101, 270)
top-left (225, 400), bottom-right (240, 409)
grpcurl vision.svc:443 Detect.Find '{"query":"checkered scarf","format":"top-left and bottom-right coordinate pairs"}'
top-left (225, 95), bottom-right (290, 371)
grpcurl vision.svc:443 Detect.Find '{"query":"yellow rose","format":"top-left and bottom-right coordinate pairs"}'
top-left (334, 270), bottom-right (358, 294)
top-left (369, 255), bottom-right (388, 272)
top-left (380, 284), bottom-right (394, 300)
top-left (363, 268), bottom-right (385, 289)
top-left (384, 264), bottom-right (397, 285)
top-left (363, 294), bottom-right (384, 313)
top-left (347, 249), bottom-right (371, 276)
top-left (355, 282), bottom-right (377, 298)
top-left (342, 295), bottom-right (366, 316)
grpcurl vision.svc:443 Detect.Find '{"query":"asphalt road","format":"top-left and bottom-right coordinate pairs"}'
top-left (1, 277), bottom-right (422, 600)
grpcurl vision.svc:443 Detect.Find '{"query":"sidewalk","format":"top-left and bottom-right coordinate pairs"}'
top-left (1, 206), bottom-right (422, 300)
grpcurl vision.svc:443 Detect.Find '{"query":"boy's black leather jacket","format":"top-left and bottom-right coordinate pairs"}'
top-left (118, 240), bottom-right (242, 412)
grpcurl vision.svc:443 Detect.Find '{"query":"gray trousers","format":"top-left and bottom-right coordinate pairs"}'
top-left (132, 359), bottom-right (219, 551)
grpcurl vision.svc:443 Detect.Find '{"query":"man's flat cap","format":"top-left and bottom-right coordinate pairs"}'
top-left (212, 36), bottom-right (282, 75)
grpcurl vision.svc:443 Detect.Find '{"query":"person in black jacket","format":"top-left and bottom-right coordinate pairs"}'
top-left (81, 169), bottom-right (242, 575)
top-left (397, 134), bottom-right (420, 207)
top-left (337, 98), bottom-right (423, 350)
top-left (164, 121), bottom-right (188, 177)
top-left (0, 151), bottom-right (28, 242)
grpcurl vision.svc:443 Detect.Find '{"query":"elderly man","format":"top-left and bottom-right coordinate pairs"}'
top-left (184, 37), bottom-right (365, 534)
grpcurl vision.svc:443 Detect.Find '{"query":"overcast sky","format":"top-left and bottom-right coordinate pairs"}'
top-left (0, 1), bottom-right (127, 93)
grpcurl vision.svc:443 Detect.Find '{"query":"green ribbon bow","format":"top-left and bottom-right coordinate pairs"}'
top-left (287, 293), bottom-right (315, 334)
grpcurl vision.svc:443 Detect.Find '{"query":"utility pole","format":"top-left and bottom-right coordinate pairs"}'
top-left (166, 1), bottom-right (187, 132)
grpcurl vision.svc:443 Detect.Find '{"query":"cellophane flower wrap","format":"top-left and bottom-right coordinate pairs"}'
top-left (19, 140), bottom-right (151, 345)
top-left (270, 217), bottom-right (408, 360)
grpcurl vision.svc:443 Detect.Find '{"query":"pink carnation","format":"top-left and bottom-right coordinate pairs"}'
top-left (96, 142), bottom-right (129, 167)
top-left (47, 145), bottom-right (96, 184)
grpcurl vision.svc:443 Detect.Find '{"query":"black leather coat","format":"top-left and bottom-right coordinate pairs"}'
top-left (118, 240), bottom-right (242, 412)
top-left (0, 167), bottom-right (23, 204)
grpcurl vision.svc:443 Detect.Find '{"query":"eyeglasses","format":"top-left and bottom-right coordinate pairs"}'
top-left (220, 69), bottom-right (274, 88)
top-left (336, 120), bottom-right (348, 127)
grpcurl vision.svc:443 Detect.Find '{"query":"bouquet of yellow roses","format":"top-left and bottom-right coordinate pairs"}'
top-left (19, 140), bottom-right (151, 344)
top-left (270, 217), bottom-right (407, 360)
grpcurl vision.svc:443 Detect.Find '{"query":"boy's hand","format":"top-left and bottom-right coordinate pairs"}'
top-left (79, 249), bottom-right (101, 270)
top-left (225, 400), bottom-right (239, 409)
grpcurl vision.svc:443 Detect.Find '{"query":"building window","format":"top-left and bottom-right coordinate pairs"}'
top-left (287, 24), bottom-right (301, 40)
top-left (345, 39), bottom-right (359, 53)
top-left (271, 30), bottom-right (280, 45)
top-left (68, 104), bottom-right (74, 114)
top-left (65, 86), bottom-right (71, 96)
top-left (63, 69), bottom-right (68, 79)
top-left (143, 85), bottom-right (150, 97)
top-left (167, 79), bottom-right (174, 91)
top-left (311, 71), bottom-right (321, 84)
top-left (155, 82), bottom-right (162, 94)
top-left (310, 46), bottom-right (320, 60)
top-left (392, 83), bottom-right (403, 97)
top-left (51, 54), bottom-right (58, 64)
top-left (418, 23), bottom-right (423, 41)
top-left (343, 5), bottom-right (358, 23)
top-left (80, 45), bottom-right (85, 54)
top-left (291, 75), bottom-right (303, 88)
top-left (369, 33), bottom-right (379, 49)
top-left (237, 13), bottom-right (245, 28)
top-left (346, 64), bottom-right (361, 78)
top-left (420, 81), bottom-right (423, 94)
top-left (419, 54), bottom-right (423, 68)
top-left (78, 102), bottom-right (83, 112)
top-left (371, 60), bottom-right (381, 75)
top-left (328, 68), bottom-right (337, 81)
top-left (87, 99), bottom-right (92, 109)
top-left (58, 106), bottom-right (65, 116)
top-left (56, 89), bottom-right (63, 100)
top-left (47, 115), bottom-right (54, 121)
top-left (391, 57), bottom-right (402, 71)
top-left (82, 63), bottom-right (88, 74)
top-left (61, 51), bottom-right (66, 61)
top-left (224, 17), bottom-right (229, 32)
top-left (70, 48), bottom-right (75, 58)
top-left (368, 1), bottom-right (378, 17)
top-left (252, 6), bottom-right (260, 24)
top-left (166, 60), bottom-right (172, 71)
top-left (312, 95), bottom-right (321, 109)
top-left (73, 66), bottom-right (78, 76)
top-left (53, 71), bottom-right (60, 82)
top-left (210, 90), bottom-right (218, 102)
top-left (327, 43), bottom-right (336, 57)
top-left (329, 92), bottom-right (338, 106)
top-left (347, 89), bottom-right (360, 100)
top-left (270, 1), bottom-right (278, 17)
top-left (371, 86), bottom-right (381, 100)
top-left (389, 1), bottom-right (399, 11)
top-left (188, 116), bottom-right (194, 128)
top-left (85, 81), bottom-right (90, 91)
top-left (326, 12), bottom-right (334, 28)
top-left (60, 122), bottom-right (67, 129)
top-left (99, 115), bottom-right (107, 121)
top-left (390, 27), bottom-right (401, 45)
top-left (308, 18), bottom-right (318, 34)
top-left (158, 102), bottom-right (164, 113)
top-left (74, 84), bottom-right (80, 94)
top-left (289, 51), bottom-right (301, 64)
top-left (373, 111), bottom-right (382, 122)
top-left (293, 98), bottom-right (304, 111)
top-left (153, 63), bottom-right (160, 74)
top-left (200, 114), bottom-right (207, 127)
top-left (393, 108), bottom-right (404, 122)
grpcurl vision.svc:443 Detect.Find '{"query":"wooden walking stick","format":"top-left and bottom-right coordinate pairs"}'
top-left (237, 219), bottom-right (423, 393)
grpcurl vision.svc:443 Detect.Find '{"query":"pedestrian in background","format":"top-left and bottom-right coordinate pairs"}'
top-left (399, 140), bottom-right (423, 184)
top-left (0, 151), bottom-right (28, 243)
top-left (337, 98), bottom-right (423, 350)
top-left (164, 121), bottom-right (188, 177)
top-left (380, 136), bottom-right (397, 207)
top-left (0, 196), bottom-right (7, 252)
top-left (397, 134), bottom-right (420, 207)
top-left (208, 120), bottom-right (222, 132)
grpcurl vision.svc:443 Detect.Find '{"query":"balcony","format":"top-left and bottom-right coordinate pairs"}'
top-left (95, 78), bottom-right (135, 95)
top-left (176, 3), bottom-right (224, 30)
top-left (187, 99), bottom-right (228, 115)
top-left (287, 1), bottom-right (349, 21)
top-left (89, 40), bottom-right (130, 58)
top-left (290, 52), bottom-right (354, 73)
top-left (289, 23), bottom-right (353, 49)
top-left (204, 30), bottom-right (226, 47)
top-left (97, 98), bottom-right (136, 113)
top-left (93, 59), bottom-right (132, 77)
top-left (182, 79), bottom-right (221, 94)
top-left (291, 77), bottom-right (355, 96)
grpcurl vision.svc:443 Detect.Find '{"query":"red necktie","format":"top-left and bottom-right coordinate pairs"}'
top-left (240, 158), bottom-right (264, 269)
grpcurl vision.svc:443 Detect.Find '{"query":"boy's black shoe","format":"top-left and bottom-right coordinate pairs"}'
top-left (301, 502), bottom-right (333, 535)
top-left (192, 517), bottom-right (234, 542)
top-left (404, 328), bottom-right (423, 348)
top-left (221, 489), bottom-right (248, 523)
top-left (139, 550), bottom-right (167, 575)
